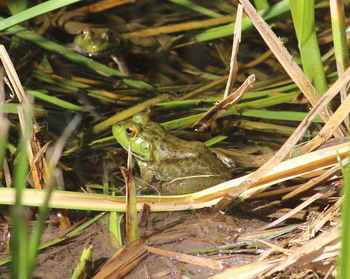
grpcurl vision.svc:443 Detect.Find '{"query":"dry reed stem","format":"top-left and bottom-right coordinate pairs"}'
top-left (253, 184), bottom-right (301, 198)
top-left (0, 46), bottom-right (26, 101)
top-left (261, 192), bottom-right (324, 230)
top-left (300, 197), bottom-right (342, 240)
top-left (213, 227), bottom-right (339, 279)
top-left (122, 16), bottom-right (235, 38)
top-left (291, 88), bottom-right (350, 156)
top-left (3, 159), bottom-right (12, 187)
top-left (17, 108), bottom-right (42, 189)
top-left (282, 158), bottom-right (346, 200)
top-left (178, 75), bottom-right (227, 100)
top-left (0, 45), bottom-right (43, 188)
top-left (256, 239), bottom-right (290, 254)
top-left (92, 240), bottom-right (147, 279)
top-left (212, 261), bottom-right (276, 279)
top-left (191, 74), bottom-right (255, 131)
top-left (243, 49), bottom-right (272, 68)
top-left (92, 94), bottom-right (168, 133)
top-left (263, 227), bottom-right (339, 278)
top-left (237, 226), bottom-right (297, 242)
top-left (0, 59), bottom-right (10, 183)
top-left (76, 0), bottom-right (135, 13)
top-left (223, 4), bottom-right (242, 99)
top-left (146, 246), bottom-right (224, 270)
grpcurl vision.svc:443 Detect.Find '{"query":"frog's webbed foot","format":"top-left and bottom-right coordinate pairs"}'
top-left (134, 176), bottom-right (161, 195)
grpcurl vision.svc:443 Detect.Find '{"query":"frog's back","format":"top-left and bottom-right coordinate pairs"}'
top-left (148, 137), bottom-right (232, 194)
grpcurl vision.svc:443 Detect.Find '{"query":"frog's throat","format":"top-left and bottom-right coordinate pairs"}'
top-left (73, 45), bottom-right (113, 58)
top-left (118, 141), bottom-right (152, 162)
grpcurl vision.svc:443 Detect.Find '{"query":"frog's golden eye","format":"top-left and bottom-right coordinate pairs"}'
top-left (125, 125), bottom-right (137, 137)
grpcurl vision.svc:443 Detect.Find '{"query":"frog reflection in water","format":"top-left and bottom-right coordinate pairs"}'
top-left (112, 113), bottom-right (232, 195)
top-left (72, 27), bottom-right (129, 74)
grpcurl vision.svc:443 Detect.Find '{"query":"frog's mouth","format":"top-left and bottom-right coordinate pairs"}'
top-left (129, 150), bottom-right (149, 162)
top-left (72, 45), bottom-right (114, 58)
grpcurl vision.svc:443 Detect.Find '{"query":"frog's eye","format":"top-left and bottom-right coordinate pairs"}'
top-left (125, 125), bottom-right (137, 138)
top-left (81, 30), bottom-right (91, 40)
top-left (140, 141), bottom-right (150, 152)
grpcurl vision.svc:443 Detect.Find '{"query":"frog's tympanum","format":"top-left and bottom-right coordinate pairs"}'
top-left (112, 113), bottom-right (232, 194)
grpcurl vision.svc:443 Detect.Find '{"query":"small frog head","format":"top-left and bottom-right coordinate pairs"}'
top-left (112, 113), bottom-right (153, 162)
top-left (73, 28), bottom-right (119, 57)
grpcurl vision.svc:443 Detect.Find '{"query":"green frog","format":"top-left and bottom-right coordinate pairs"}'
top-left (72, 27), bottom-right (118, 57)
top-left (112, 113), bottom-right (232, 195)
top-left (72, 27), bottom-right (130, 74)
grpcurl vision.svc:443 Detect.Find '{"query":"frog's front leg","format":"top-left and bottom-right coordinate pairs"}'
top-left (110, 34), bottom-right (130, 75)
top-left (135, 163), bottom-right (158, 194)
top-left (110, 54), bottom-right (130, 75)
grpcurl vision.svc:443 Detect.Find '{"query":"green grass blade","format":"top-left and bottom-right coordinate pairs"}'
top-left (27, 187), bottom-right (54, 276)
top-left (4, 0), bottom-right (27, 14)
top-left (204, 135), bottom-right (228, 147)
top-left (330, 1), bottom-right (349, 73)
top-left (193, 0), bottom-right (289, 43)
top-left (71, 246), bottom-right (93, 279)
top-left (234, 109), bottom-right (323, 123)
top-left (339, 156), bottom-right (350, 279)
top-left (26, 90), bottom-right (84, 111)
top-left (236, 120), bottom-right (296, 135)
top-left (10, 113), bottom-right (31, 278)
top-left (1, 103), bottom-right (45, 114)
top-left (109, 212), bottom-right (124, 248)
top-left (289, 0), bottom-right (328, 94)
top-left (168, 0), bottom-right (222, 18)
top-left (161, 92), bottom-right (300, 130)
top-left (92, 94), bottom-right (168, 133)
top-left (0, 213), bottom-right (105, 266)
top-left (0, 0), bottom-right (83, 30)
top-left (0, 112), bottom-right (9, 171)
top-left (253, 0), bottom-right (269, 10)
top-left (10, 204), bottom-right (29, 279)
